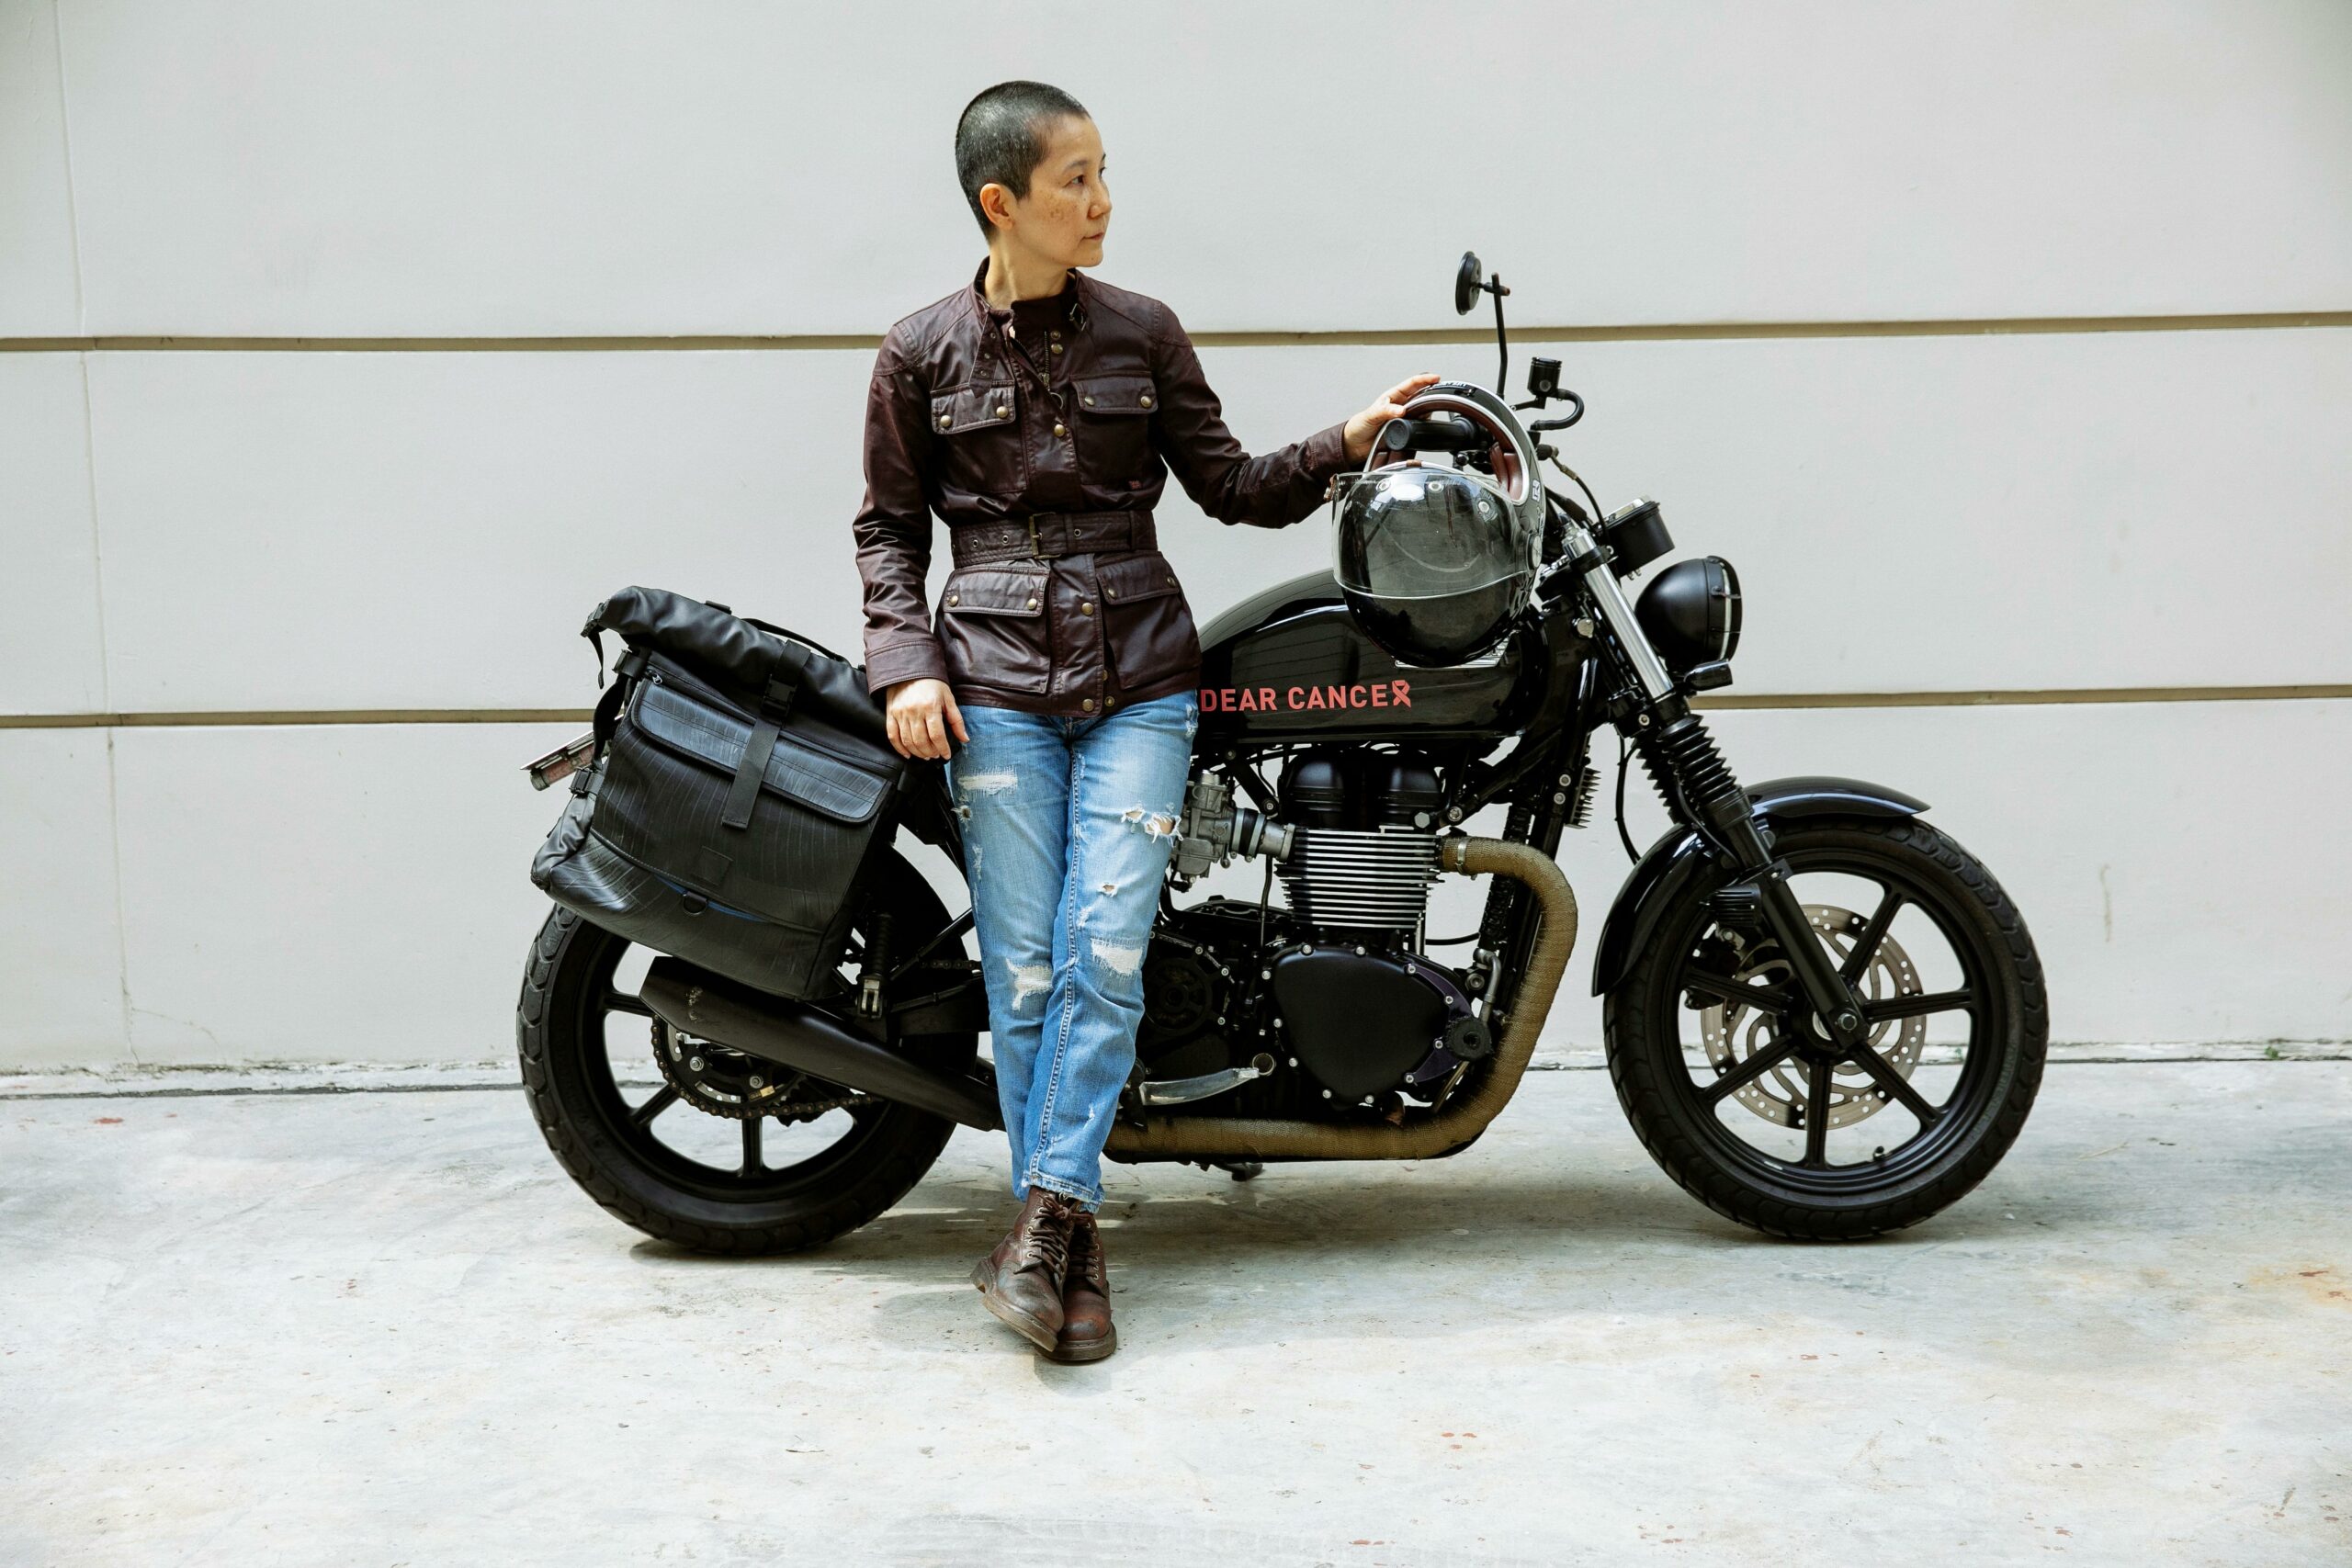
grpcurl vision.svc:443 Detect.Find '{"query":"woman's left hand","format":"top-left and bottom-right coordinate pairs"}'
top-left (1341, 373), bottom-right (1443, 463)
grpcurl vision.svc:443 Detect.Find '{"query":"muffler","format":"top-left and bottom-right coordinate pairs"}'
top-left (639, 959), bottom-right (1002, 1131)
top-left (1102, 835), bottom-right (1577, 1162)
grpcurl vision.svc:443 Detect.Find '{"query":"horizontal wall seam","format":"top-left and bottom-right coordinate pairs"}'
top-left (1693, 683), bottom-right (2352, 710)
top-left (1, 310), bottom-right (2347, 354)
top-left (4, 685), bottom-right (2347, 729)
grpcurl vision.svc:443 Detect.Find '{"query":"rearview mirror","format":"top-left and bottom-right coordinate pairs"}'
top-left (1454, 252), bottom-right (1484, 316)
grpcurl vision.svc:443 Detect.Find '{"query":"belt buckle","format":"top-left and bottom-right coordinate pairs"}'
top-left (1025, 513), bottom-right (1063, 560)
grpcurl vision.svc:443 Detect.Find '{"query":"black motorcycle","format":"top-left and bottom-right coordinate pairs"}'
top-left (516, 254), bottom-right (2047, 1251)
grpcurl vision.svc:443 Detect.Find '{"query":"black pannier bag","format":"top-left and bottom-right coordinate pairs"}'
top-left (531, 586), bottom-right (907, 1000)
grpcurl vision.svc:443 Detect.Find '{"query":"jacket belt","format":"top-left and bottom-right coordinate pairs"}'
top-left (949, 510), bottom-right (1157, 567)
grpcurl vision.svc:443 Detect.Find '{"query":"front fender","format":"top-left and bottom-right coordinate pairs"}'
top-left (1589, 774), bottom-right (1929, 997)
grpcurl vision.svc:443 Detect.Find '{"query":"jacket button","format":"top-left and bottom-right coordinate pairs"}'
top-left (1139, 394), bottom-right (1153, 408)
top-left (937, 414), bottom-right (952, 429)
top-left (1081, 698), bottom-right (1095, 712)
top-left (996, 405), bottom-right (1009, 418)
top-left (1082, 395), bottom-right (1095, 406)
top-left (946, 593), bottom-right (960, 605)
top-left (1050, 329), bottom-right (1062, 339)
top-left (1049, 343), bottom-right (1063, 355)
top-left (1053, 423), bottom-right (1068, 437)
top-left (1080, 602), bottom-right (1093, 616)
top-left (1105, 587), bottom-right (1117, 599)
top-left (1025, 596), bottom-right (1038, 609)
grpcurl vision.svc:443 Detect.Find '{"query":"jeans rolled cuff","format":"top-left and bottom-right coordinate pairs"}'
top-left (1019, 1168), bottom-right (1102, 1212)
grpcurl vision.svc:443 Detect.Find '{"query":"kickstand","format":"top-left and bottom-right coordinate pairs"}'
top-left (1215, 1161), bottom-right (1263, 1182)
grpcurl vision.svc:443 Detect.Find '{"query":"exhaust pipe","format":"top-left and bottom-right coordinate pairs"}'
top-left (639, 959), bottom-right (1002, 1131)
top-left (1102, 835), bottom-right (1577, 1162)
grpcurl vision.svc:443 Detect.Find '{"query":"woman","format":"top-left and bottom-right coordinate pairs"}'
top-left (851, 79), bottom-right (1436, 1362)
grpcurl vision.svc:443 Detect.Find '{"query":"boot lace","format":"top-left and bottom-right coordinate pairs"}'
top-left (1065, 1211), bottom-right (1106, 1289)
top-left (1017, 1193), bottom-right (1080, 1277)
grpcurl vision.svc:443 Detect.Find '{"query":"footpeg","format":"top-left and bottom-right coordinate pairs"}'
top-left (1136, 1053), bottom-right (1277, 1107)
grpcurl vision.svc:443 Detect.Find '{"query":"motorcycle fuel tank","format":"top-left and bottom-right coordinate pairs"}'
top-left (1194, 570), bottom-right (1529, 745)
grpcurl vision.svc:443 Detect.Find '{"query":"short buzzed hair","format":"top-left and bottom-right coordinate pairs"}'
top-left (955, 81), bottom-right (1091, 235)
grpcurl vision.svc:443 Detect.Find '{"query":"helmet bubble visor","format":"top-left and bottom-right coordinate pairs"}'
top-left (1332, 464), bottom-right (1538, 666)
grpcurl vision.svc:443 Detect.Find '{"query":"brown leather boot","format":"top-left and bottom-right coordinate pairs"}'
top-left (968, 1185), bottom-right (1080, 1352)
top-left (1048, 1207), bottom-right (1116, 1363)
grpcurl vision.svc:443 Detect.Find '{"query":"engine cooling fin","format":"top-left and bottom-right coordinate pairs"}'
top-left (1276, 827), bottom-right (1439, 931)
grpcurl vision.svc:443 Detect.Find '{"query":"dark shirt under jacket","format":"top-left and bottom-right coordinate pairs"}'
top-left (852, 256), bottom-right (1352, 716)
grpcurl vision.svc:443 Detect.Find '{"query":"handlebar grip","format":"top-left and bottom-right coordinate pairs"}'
top-left (1378, 414), bottom-right (1483, 454)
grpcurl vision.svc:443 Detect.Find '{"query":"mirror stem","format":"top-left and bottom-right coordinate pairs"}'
top-left (1488, 274), bottom-right (1510, 396)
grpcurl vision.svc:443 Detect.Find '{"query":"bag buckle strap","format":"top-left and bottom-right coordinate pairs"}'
top-left (720, 666), bottom-right (801, 833)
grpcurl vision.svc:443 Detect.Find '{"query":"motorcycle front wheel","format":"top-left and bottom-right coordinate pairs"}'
top-left (515, 849), bottom-right (977, 1255)
top-left (1604, 815), bottom-right (2047, 1239)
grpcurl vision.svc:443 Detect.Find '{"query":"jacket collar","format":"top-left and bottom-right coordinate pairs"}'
top-left (969, 255), bottom-right (1091, 332)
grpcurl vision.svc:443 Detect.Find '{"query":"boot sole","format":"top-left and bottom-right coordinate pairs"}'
top-left (1046, 1325), bottom-right (1117, 1363)
top-left (970, 1258), bottom-right (1061, 1353)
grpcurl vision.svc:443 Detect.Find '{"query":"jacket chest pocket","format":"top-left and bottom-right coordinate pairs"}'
top-left (1097, 550), bottom-right (1199, 692)
top-left (1071, 372), bottom-right (1159, 481)
top-left (929, 382), bottom-right (1023, 499)
top-left (935, 564), bottom-right (1050, 694)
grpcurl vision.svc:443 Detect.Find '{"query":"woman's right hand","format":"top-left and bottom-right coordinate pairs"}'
top-left (884, 677), bottom-right (967, 761)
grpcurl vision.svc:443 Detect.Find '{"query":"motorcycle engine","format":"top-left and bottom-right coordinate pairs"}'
top-left (1142, 750), bottom-right (1491, 1116)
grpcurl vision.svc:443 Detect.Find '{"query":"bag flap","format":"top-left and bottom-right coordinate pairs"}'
top-left (930, 382), bottom-right (1018, 435)
top-left (632, 679), bottom-right (892, 824)
top-left (584, 585), bottom-right (887, 745)
top-left (941, 566), bottom-right (1048, 617)
top-left (1074, 372), bottom-right (1158, 416)
top-left (1096, 551), bottom-right (1182, 604)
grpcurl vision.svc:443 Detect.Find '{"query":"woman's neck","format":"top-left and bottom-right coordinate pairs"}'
top-left (982, 248), bottom-right (1073, 310)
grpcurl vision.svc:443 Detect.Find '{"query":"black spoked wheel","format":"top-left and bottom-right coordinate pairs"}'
top-left (1605, 816), bottom-right (2048, 1239)
top-left (516, 849), bottom-right (975, 1255)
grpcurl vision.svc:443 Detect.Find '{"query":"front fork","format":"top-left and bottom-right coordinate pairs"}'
top-left (1570, 552), bottom-right (1871, 1045)
top-left (1628, 700), bottom-right (1870, 1045)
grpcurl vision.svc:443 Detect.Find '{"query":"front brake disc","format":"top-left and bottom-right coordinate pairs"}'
top-left (1701, 903), bottom-right (1927, 1130)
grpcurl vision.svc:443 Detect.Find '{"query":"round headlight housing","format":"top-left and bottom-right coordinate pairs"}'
top-left (1633, 557), bottom-right (1742, 674)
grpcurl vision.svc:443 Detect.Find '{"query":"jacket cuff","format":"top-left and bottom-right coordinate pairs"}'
top-left (864, 637), bottom-right (951, 694)
top-left (1302, 420), bottom-right (1353, 481)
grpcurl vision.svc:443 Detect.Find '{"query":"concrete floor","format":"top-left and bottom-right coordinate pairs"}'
top-left (2, 1058), bottom-right (2345, 1566)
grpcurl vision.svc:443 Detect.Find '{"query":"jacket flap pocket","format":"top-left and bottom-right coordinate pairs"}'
top-left (1074, 373), bottom-right (1158, 417)
top-left (941, 566), bottom-right (1047, 617)
top-left (1097, 551), bottom-right (1182, 604)
top-left (632, 681), bottom-right (891, 823)
top-left (931, 382), bottom-right (1017, 435)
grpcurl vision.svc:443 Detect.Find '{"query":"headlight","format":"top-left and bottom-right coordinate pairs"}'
top-left (1634, 557), bottom-right (1741, 673)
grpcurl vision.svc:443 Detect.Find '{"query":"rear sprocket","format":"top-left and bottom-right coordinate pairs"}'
top-left (650, 1019), bottom-right (876, 1122)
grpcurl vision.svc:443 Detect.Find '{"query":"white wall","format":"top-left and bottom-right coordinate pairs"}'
top-left (4, 1), bottom-right (2349, 1066)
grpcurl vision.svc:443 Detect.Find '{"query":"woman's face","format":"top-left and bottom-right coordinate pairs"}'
top-left (993, 114), bottom-right (1111, 267)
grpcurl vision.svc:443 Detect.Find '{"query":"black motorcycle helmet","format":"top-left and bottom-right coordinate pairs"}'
top-left (1330, 383), bottom-right (1544, 667)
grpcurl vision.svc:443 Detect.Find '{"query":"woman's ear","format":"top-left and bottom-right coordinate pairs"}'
top-left (978, 180), bottom-right (1018, 232)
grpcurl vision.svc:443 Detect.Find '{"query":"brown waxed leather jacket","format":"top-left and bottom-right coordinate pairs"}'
top-left (852, 257), bottom-right (1353, 716)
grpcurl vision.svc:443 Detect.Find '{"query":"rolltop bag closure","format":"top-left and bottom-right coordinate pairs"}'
top-left (530, 586), bottom-right (906, 1000)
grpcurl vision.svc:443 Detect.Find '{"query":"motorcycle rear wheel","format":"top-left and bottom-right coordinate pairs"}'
top-left (515, 849), bottom-right (976, 1255)
top-left (1604, 815), bottom-right (2047, 1239)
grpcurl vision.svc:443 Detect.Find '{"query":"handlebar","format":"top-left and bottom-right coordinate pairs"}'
top-left (1377, 414), bottom-right (1486, 456)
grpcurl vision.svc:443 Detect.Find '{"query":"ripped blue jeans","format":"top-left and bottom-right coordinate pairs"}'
top-left (949, 690), bottom-right (1197, 1212)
